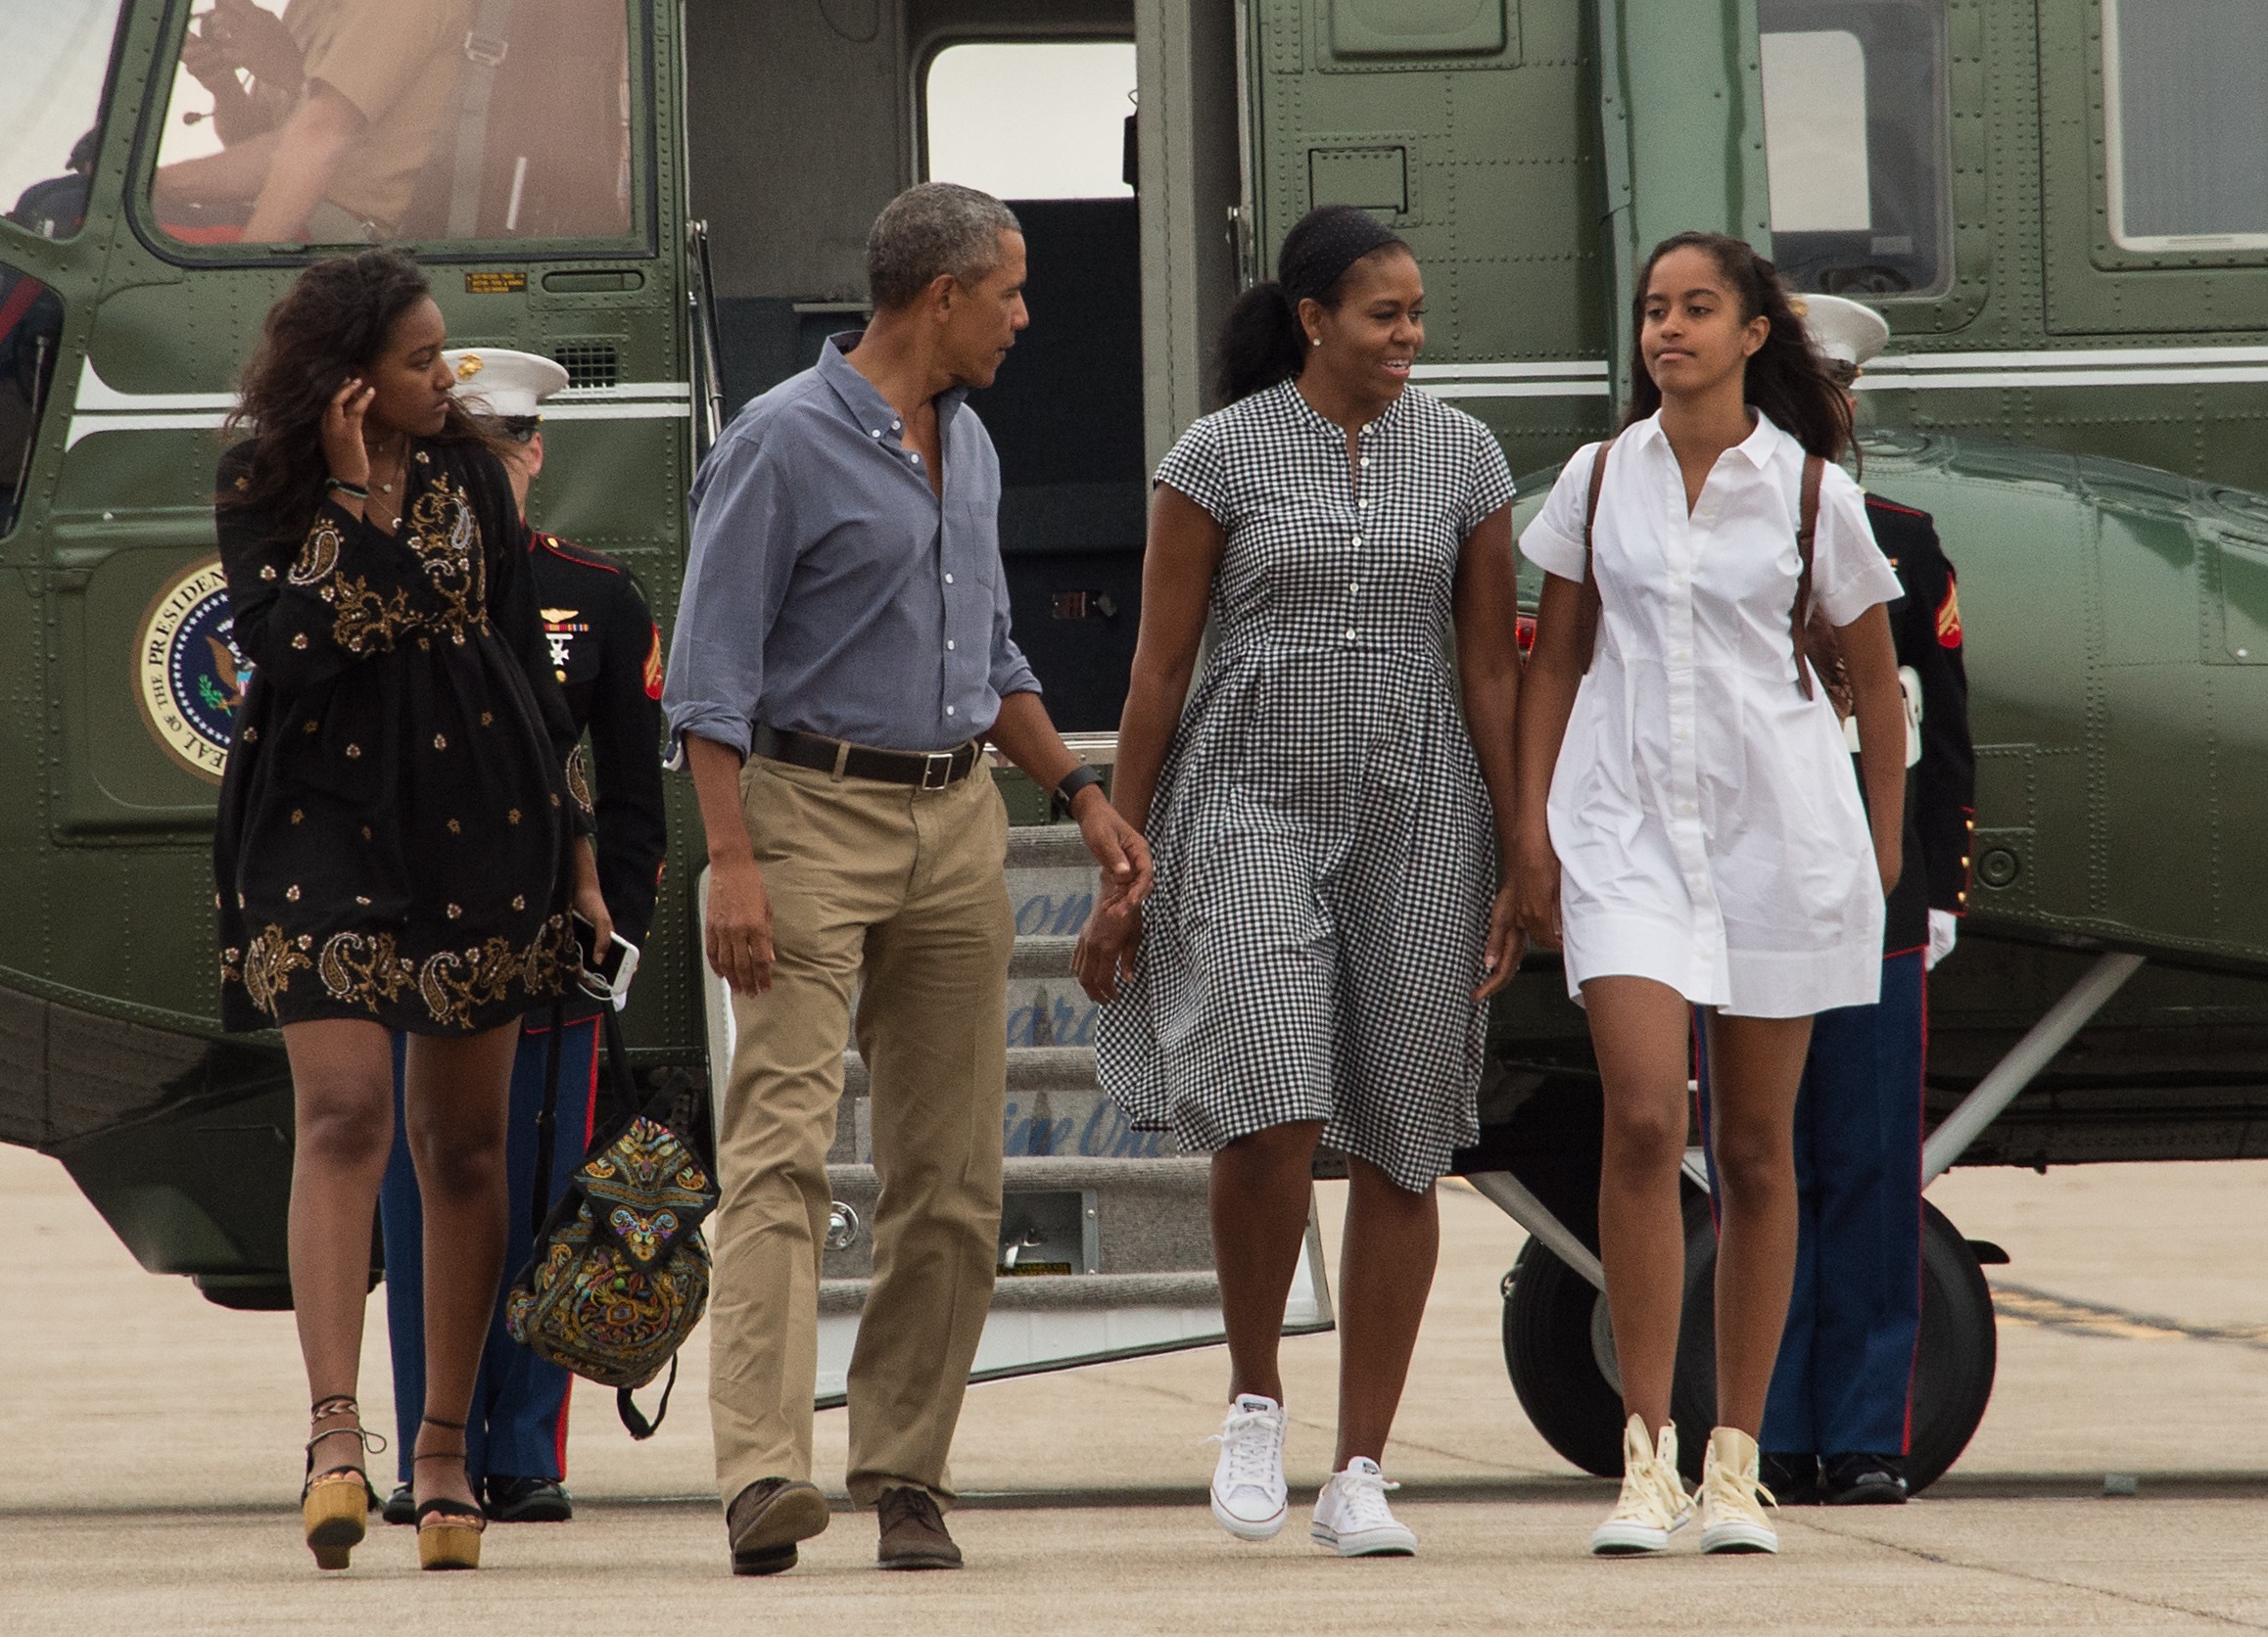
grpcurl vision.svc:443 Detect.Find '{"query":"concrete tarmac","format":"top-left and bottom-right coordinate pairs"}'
top-left (6, 1145), bottom-right (2268, 1633)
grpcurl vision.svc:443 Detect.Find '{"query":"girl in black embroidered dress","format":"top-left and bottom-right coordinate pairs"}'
top-left (213, 251), bottom-right (611, 1571)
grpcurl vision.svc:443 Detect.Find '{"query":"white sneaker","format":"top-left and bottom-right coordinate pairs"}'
top-left (1698, 1426), bottom-right (1779, 1555)
top-left (1309, 1457), bottom-right (1416, 1557)
top-left (1589, 1414), bottom-right (1694, 1556)
top-left (1207, 1394), bottom-right (1288, 1540)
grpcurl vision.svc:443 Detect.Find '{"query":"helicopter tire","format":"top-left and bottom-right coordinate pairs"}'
top-left (1500, 1238), bottom-right (1628, 1477)
top-left (1670, 1196), bottom-right (1998, 1493)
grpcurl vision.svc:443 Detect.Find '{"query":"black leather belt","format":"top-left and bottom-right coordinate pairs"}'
top-left (754, 724), bottom-right (982, 790)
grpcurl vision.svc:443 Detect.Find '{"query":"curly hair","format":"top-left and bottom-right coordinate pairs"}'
top-left (220, 249), bottom-right (495, 538)
top-left (1624, 232), bottom-right (1853, 462)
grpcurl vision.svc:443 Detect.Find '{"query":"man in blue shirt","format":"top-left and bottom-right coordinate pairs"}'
top-left (665, 182), bottom-right (1150, 1576)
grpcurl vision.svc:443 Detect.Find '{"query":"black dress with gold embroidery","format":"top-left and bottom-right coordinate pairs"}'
top-left (213, 437), bottom-right (589, 1035)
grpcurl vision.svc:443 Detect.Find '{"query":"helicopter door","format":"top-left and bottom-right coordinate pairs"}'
top-left (1239, 0), bottom-right (1612, 473)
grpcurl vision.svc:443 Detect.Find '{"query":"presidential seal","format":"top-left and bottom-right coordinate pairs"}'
top-left (137, 557), bottom-right (250, 783)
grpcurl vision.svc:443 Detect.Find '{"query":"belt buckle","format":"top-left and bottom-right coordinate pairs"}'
top-left (920, 750), bottom-right (954, 791)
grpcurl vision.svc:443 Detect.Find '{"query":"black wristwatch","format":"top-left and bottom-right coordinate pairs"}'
top-left (1051, 762), bottom-right (1106, 818)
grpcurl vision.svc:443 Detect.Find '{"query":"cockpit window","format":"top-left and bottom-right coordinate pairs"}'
top-left (0, 0), bottom-right (126, 241)
top-left (1759, 0), bottom-right (1950, 299)
top-left (147, 0), bottom-right (638, 252)
top-left (2103, 0), bottom-right (2268, 251)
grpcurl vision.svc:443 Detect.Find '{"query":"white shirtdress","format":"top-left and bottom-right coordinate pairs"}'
top-left (1519, 410), bottom-right (1904, 1017)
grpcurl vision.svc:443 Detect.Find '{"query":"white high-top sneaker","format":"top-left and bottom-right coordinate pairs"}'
top-left (1309, 1457), bottom-right (1417, 1557)
top-left (1698, 1426), bottom-right (1780, 1555)
top-left (1588, 1414), bottom-right (1694, 1557)
top-left (1207, 1394), bottom-right (1289, 1540)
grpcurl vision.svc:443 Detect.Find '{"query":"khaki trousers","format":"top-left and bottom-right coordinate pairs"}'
top-left (707, 754), bottom-right (1011, 1512)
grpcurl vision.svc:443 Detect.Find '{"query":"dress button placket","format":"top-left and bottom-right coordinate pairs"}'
top-left (1667, 487), bottom-right (1718, 971)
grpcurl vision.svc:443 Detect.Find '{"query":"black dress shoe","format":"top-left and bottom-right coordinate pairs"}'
top-left (383, 1481), bottom-right (417, 1525)
top-left (484, 1474), bottom-right (575, 1521)
top-left (1760, 1451), bottom-right (1823, 1506)
top-left (1822, 1452), bottom-right (1908, 1505)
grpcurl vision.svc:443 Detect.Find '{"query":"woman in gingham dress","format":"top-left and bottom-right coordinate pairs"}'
top-left (1072, 207), bottom-right (1524, 1557)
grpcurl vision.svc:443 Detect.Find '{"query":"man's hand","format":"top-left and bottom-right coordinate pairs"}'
top-left (1070, 784), bottom-right (1152, 915)
top-left (704, 855), bottom-right (775, 996)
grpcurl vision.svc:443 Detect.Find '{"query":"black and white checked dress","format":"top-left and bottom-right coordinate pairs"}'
top-left (1096, 381), bottom-right (1516, 1190)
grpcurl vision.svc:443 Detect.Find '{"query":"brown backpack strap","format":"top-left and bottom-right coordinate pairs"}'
top-left (1575, 435), bottom-right (1616, 675)
top-left (1789, 453), bottom-right (1825, 697)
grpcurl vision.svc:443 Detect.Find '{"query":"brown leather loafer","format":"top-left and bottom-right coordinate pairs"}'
top-left (728, 1476), bottom-right (830, 1575)
top-left (876, 1485), bottom-right (963, 1570)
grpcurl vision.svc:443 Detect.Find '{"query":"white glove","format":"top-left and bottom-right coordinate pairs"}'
top-left (1925, 909), bottom-right (1958, 972)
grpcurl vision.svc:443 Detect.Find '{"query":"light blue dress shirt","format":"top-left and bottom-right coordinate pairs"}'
top-left (664, 333), bottom-right (1040, 760)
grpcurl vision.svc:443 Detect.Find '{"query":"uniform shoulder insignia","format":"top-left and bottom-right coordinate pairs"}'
top-left (642, 623), bottom-right (665, 700)
top-left (537, 533), bottom-right (623, 574)
top-left (1936, 567), bottom-right (1963, 649)
top-left (1866, 495), bottom-right (1933, 521)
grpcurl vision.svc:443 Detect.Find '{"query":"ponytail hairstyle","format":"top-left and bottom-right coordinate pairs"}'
top-left (1214, 205), bottom-right (1409, 403)
top-left (223, 249), bottom-right (499, 539)
top-left (1623, 232), bottom-right (1853, 462)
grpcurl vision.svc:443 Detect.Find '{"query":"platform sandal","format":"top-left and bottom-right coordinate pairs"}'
top-left (413, 1416), bottom-right (487, 1571)
top-left (302, 1394), bottom-right (386, 1571)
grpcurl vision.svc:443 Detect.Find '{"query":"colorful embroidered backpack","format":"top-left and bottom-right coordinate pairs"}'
top-left (505, 1010), bottom-right (714, 1437)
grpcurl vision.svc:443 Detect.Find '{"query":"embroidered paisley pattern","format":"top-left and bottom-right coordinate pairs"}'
top-left (317, 929), bottom-right (416, 1010)
top-left (565, 743), bottom-right (593, 814)
top-left (289, 516), bottom-right (343, 586)
top-left (239, 925), bottom-right (313, 1015)
top-left (412, 912), bottom-right (573, 1028)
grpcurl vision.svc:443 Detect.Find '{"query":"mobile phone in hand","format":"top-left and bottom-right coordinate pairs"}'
top-left (571, 912), bottom-right (640, 1008)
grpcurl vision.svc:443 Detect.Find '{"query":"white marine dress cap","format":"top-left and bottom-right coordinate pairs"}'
top-left (1795, 292), bottom-right (1890, 369)
top-left (441, 348), bottom-right (570, 417)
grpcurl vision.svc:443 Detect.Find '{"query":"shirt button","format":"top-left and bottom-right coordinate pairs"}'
top-left (1673, 649), bottom-right (1689, 662)
top-left (1352, 536), bottom-right (1362, 546)
top-left (946, 705), bottom-right (956, 716)
top-left (1682, 801), bottom-right (1697, 816)
top-left (1360, 456), bottom-right (1371, 468)
top-left (946, 639), bottom-right (956, 651)
top-left (891, 420), bottom-right (901, 431)
top-left (1358, 498), bottom-right (1369, 509)
top-left (944, 574), bottom-right (954, 585)
top-left (1345, 628), bottom-right (1359, 641)
top-left (909, 453), bottom-right (921, 464)
top-left (1347, 582), bottom-right (1360, 594)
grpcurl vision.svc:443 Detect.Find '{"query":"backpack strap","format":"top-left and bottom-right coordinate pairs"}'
top-left (1789, 453), bottom-right (1825, 697)
top-left (529, 1002), bottom-right (565, 1238)
top-left (1575, 435), bottom-right (1617, 675)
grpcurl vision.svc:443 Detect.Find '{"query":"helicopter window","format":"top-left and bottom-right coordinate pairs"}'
top-left (0, 0), bottom-right (126, 242)
top-left (924, 42), bottom-right (1138, 200)
top-left (0, 266), bottom-right (65, 539)
top-left (2103, 0), bottom-right (2268, 251)
top-left (145, 0), bottom-right (638, 252)
top-left (1759, 0), bottom-right (1950, 300)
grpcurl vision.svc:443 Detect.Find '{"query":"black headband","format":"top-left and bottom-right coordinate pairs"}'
top-left (1278, 206), bottom-right (1406, 306)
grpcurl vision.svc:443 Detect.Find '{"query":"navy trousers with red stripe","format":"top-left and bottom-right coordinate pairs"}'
top-left (379, 1014), bottom-right (601, 1486)
top-left (1700, 950), bottom-right (1926, 1457)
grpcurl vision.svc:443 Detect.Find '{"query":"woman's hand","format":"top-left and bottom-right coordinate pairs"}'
top-left (1510, 823), bottom-right (1563, 951)
top-left (1473, 883), bottom-right (1525, 1001)
top-left (1874, 829), bottom-right (1903, 903)
top-left (1072, 883), bottom-right (1144, 1004)
top-left (321, 377), bottom-right (375, 492)
top-left (570, 836), bottom-right (613, 956)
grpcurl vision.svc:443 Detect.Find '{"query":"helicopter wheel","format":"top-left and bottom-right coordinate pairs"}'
top-left (1503, 1196), bottom-right (1998, 1492)
top-left (1670, 1196), bottom-right (1998, 1492)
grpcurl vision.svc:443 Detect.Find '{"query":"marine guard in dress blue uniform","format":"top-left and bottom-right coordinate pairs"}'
top-left (378, 349), bottom-right (668, 1523)
top-left (1701, 295), bottom-right (1975, 1506)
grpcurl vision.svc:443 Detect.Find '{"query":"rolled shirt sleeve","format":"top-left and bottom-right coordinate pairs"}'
top-left (1814, 465), bottom-right (1905, 628)
top-left (662, 434), bottom-right (795, 764)
top-left (1518, 441), bottom-right (1608, 583)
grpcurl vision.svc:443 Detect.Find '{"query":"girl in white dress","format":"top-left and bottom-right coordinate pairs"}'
top-left (1512, 234), bottom-right (1908, 1557)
